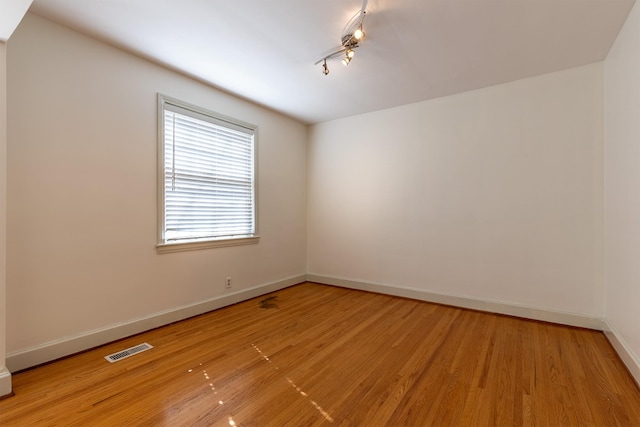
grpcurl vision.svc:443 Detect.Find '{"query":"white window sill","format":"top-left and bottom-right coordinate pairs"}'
top-left (156, 235), bottom-right (260, 254)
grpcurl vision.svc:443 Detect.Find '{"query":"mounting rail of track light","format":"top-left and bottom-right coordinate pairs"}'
top-left (315, 0), bottom-right (368, 75)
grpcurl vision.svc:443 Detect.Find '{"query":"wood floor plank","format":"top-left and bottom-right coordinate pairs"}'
top-left (1, 282), bottom-right (639, 426)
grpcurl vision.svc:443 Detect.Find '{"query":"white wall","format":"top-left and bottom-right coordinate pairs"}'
top-left (308, 63), bottom-right (604, 318)
top-left (0, 40), bottom-right (11, 395)
top-left (604, 0), bottom-right (640, 381)
top-left (6, 14), bottom-right (307, 365)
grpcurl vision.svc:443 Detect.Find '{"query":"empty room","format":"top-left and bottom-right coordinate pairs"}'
top-left (1, 0), bottom-right (640, 425)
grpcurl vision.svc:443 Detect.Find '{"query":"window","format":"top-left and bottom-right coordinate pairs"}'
top-left (157, 94), bottom-right (258, 253)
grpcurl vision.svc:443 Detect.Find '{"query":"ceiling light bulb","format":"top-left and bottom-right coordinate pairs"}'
top-left (354, 28), bottom-right (364, 40)
top-left (323, 60), bottom-right (329, 75)
top-left (347, 49), bottom-right (355, 59)
top-left (342, 57), bottom-right (351, 66)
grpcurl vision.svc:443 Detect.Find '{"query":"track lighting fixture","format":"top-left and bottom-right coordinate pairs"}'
top-left (315, 0), bottom-right (368, 76)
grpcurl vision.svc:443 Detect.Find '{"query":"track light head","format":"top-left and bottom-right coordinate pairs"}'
top-left (323, 60), bottom-right (329, 75)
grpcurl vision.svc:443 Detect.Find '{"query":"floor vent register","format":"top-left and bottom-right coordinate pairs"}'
top-left (104, 343), bottom-right (153, 363)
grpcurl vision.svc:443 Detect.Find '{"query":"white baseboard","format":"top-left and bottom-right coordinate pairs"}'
top-left (0, 367), bottom-right (11, 397)
top-left (9, 273), bottom-right (637, 388)
top-left (306, 274), bottom-right (605, 330)
top-left (603, 320), bottom-right (640, 388)
top-left (310, 274), bottom-right (639, 387)
top-left (6, 274), bottom-right (306, 372)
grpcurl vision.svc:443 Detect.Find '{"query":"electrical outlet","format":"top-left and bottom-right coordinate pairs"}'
top-left (225, 277), bottom-right (232, 289)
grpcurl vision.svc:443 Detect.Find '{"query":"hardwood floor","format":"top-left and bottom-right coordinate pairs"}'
top-left (1, 282), bottom-right (639, 426)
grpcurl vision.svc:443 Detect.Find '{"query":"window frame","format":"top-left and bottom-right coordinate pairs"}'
top-left (156, 94), bottom-right (259, 253)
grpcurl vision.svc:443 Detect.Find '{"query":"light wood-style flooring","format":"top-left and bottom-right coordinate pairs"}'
top-left (1, 282), bottom-right (639, 426)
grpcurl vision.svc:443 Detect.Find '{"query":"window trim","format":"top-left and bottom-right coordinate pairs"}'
top-left (156, 94), bottom-right (259, 253)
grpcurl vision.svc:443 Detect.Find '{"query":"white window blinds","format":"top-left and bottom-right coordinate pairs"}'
top-left (160, 99), bottom-right (256, 244)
